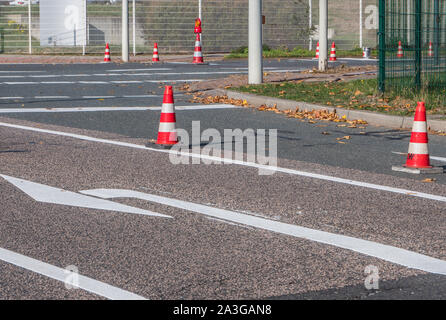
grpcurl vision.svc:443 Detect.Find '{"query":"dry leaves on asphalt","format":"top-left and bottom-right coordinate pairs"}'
top-left (190, 94), bottom-right (369, 126)
top-left (422, 178), bottom-right (436, 183)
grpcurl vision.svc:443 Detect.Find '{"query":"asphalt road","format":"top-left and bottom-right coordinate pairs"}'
top-left (0, 58), bottom-right (445, 300)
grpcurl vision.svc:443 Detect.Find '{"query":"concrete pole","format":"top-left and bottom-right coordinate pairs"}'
top-left (122, 0), bottom-right (129, 62)
top-left (249, 0), bottom-right (263, 84)
top-left (309, 0), bottom-right (312, 51)
top-left (359, 0), bottom-right (363, 49)
top-left (28, 0), bottom-right (32, 54)
top-left (318, 0), bottom-right (328, 71)
top-left (198, 0), bottom-right (202, 45)
top-left (133, 0), bottom-right (136, 56)
top-left (82, 0), bottom-right (87, 55)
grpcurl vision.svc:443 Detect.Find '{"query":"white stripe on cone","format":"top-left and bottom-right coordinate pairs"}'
top-left (158, 122), bottom-right (176, 133)
top-left (160, 103), bottom-right (174, 113)
top-left (408, 142), bottom-right (429, 155)
top-left (411, 121), bottom-right (428, 133)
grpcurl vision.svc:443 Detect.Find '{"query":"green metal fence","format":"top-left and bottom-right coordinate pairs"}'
top-left (378, 0), bottom-right (446, 93)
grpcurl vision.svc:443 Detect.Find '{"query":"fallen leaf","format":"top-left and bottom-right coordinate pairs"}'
top-left (422, 178), bottom-right (436, 183)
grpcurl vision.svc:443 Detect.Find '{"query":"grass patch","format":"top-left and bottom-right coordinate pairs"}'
top-left (225, 46), bottom-right (378, 59)
top-left (233, 78), bottom-right (446, 116)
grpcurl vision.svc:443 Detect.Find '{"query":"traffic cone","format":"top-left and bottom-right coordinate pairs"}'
top-left (397, 41), bottom-right (404, 58)
top-left (156, 86), bottom-right (178, 146)
top-left (315, 42), bottom-right (319, 58)
top-left (152, 43), bottom-right (160, 62)
top-left (329, 42), bottom-right (336, 61)
top-left (104, 43), bottom-right (111, 62)
top-left (392, 102), bottom-right (443, 174)
top-left (193, 33), bottom-right (204, 64)
top-left (428, 41), bottom-right (434, 57)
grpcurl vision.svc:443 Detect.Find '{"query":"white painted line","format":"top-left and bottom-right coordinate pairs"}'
top-left (40, 81), bottom-right (75, 85)
top-left (144, 79), bottom-right (204, 83)
top-left (392, 151), bottom-right (446, 163)
top-left (0, 71), bottom-right (45, 73)
top-left (62, 74), bottom-right (91, 77)
top-left (34, 96), bottom-right (70, 99)
top-left (78, 81), bottom-right (108, 84)
top-left (3, 82), bottom-right (37, 85)
top-left (111, 81), bottom-right (143, 84)
top-left (0, 121), bottom-right (445, 204)
top-left (0, 104), bottom-right (235, 113)
top-left (81, 189), bottom-right (446, 276)
top-left (107, 68), bottom-right (172, 72)
top-left (0, 97), bottom-right (23, 100)
top-left (83, 96), bottom-right (116, 99)
top-left (0, 247), bottom-right (146, 300)
top-left (29, 75), bottom-right (57, 78)
top-left (0, 75), bottom-right (25, 78)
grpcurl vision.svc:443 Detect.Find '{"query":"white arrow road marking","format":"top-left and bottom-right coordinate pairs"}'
top-left (80, 189), bottom-right (446, 276)
top-left (0, 175), bottom-right (172, 219)
top-left (0, 248), bottom-right (146, 300)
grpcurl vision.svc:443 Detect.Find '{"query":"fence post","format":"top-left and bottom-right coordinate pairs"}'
top-left (28, 0), bottom-right (32, 54)
top-left (415, 0), bottom-right (421, 90)
top-left (434, 0), bottom-right (439, 64)
top-left (309, 0), bottom-right (312, 51)
top-left (133, 0), bottom-right (136, 56)
top-left (122, 0), bottom-right (129, 62)
top-left (359, 0), bottom-right (362, 49)
top-left (378, 0), bottom-right (385, 93)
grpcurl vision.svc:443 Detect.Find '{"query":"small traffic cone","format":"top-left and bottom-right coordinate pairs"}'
top-left (428, 41), bottom-right (434, 57)
top-left (193, 33), bottom-right (204, 64)
top-left (392, 102), bottom-right (443, 174)
top-left (315, 42), bottom-right (319, 58)
top-left (152, 43), bottom-right (160, 62)
top-left (156, 86), bottom-right (178, 146)
top-left (329, 42), bottom-right (336, 61)
top-left (104, 43), bottom-right (111, 62)
top-left (397, 41), bottom-right (404, 58)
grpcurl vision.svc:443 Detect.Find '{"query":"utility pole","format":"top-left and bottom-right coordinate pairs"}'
top-left (309, 0), bottom-right (312, 51)
top-left (249, 0), bottom-right (263, 84)
top-left (122, 0), bottom-right (129, 62)
top-left (318, 0), bottom-right (328, 71)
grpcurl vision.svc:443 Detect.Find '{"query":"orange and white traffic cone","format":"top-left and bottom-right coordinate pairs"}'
top-left (104, 43), bottom-right (111, 62)
top-left (392, 102), bottom-right (443, 174)
top-left (397, 41), bottom-right (404, 58)
top-left (329, 42), bottom-right (336, 61)
top-left (428, 41), bottom-right (434, 57)
top-left (315, 42), bottom-right (319, 58)
top-left (156, 86), bottom-right (178, 146)
top-left (152, 43), bottom-right (160, 62)
top-left (193, 33), bottom-right (204, 64)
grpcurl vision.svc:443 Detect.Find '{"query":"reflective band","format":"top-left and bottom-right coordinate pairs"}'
top-left (408, 142), bottom-right (429, 155)
top-left (158, 122), bottom-right (176, 132)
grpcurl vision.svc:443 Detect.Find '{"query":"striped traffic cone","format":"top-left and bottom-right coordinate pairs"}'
top-left (156, 86), bottom-right (178, 146)
top-left (104, 43), bottom-right (111, 62)
top-left (329, 42), bottom-right (336, 61)
top-left (193, 33), bottom-right (204, 64)
top-left (152, 43), bottom-right (160, 62)
top-left (392, 102), bottom-right (443, 174)
top-left (315, 42), bottom-right (319, 58)
top-left (397, 41), bottom-right (404, 58)
top-left (428, 41), bottom-right (434, 57)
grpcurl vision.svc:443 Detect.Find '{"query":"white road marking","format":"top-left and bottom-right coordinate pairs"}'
top-left (0, 122), bottom-right (445, 204)
top-left (0, 97), bottom-right (23, 100)
top-left (78, 81), bottom-right (108, 84)
top-left (0, 71), bottom-right (45, 73)
top-left (0, 75), bottom-right (25, 78)
top-left (0, 104), bottom-right (235, 113)
top-left (34, 96), bottom-right (70, 99)
top-left (1, 174), bottom-right (172, 219)
top-left (0, 247), bottom-right (146, 300)
top-left (3, 82), bottom-right (37, 85)
top-left (83, 96), bottom-right (116, 99)
top-left (392, 151), bottom-right (446, 163)
top-left (111, 81), bottom-right (143, 84)
top-left (81, 189), bottom-right (446, 276)
top-left (107, 68), bottom-right (172, 72)
top-left (144, 79), bottom-right (204, 83)
top-left (40, 81), bottom-right (75, 84)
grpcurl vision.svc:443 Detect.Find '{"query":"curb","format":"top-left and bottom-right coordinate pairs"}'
top-left (209, 89), bottom-right (446, 132)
